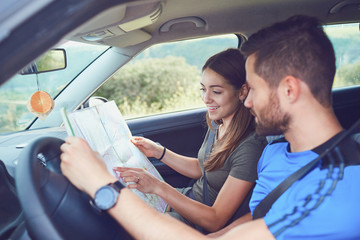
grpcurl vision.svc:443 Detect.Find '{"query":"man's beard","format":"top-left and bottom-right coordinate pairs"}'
top-left (255, 92), bottom-right (290, 136)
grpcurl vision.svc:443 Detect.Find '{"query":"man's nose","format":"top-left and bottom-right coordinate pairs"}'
top-left (244, 91), bottom-right (252, 108)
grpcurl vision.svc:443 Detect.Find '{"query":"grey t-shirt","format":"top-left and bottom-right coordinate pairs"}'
top-left (192, 130), bottom-right (267, 206)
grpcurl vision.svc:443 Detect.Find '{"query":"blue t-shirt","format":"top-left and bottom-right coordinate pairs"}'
top-left (250, 136), bottom-right (360, 239)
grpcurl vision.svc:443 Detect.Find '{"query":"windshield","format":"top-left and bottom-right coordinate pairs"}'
top-left (0, 41), bottom-right (108, 134)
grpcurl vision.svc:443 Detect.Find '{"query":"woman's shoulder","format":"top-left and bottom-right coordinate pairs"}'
top-left (228, 131), bottom-right (268, 161)
top-left (241, 131), bottom-right (268, 148)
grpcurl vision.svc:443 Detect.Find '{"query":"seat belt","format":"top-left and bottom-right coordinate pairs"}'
top-left (202, 121), bottom-right (217, 206)
top-left (252, 153), bottom-right (323, 219)
top-left (191, 122), bottom-right (216, 234)
top-left (253, 118), bottom-right (360, 219)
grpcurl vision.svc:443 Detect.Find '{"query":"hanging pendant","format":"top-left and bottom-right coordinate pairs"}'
top-left (27, 90), bottom-right (55, 120)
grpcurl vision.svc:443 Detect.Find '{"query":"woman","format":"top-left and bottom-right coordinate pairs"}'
top-left (116, 48), bottom-right (267, 232)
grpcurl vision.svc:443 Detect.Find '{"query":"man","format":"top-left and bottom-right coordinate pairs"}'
top-left (60, 15), bottom-right (360, 239)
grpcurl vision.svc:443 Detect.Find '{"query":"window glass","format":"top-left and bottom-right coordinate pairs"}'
top-left (0, 41), bottom-right (108, 134)
top-left (94, 34), bottom-right (238, 119)
top-left (325, 23), bottom-right (360, 88)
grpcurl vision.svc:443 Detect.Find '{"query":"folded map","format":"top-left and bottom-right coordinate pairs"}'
top-left (61, 101), bottom-right (167, 212)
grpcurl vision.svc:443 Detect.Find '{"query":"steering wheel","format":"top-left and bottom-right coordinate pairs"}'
top-left (15, 137), bottom-right (131, 240)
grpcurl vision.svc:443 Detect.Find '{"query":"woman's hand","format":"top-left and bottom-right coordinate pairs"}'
top-left (130, 137), bottom-right (164, 159)
top-left (114, 167), bottom-right (161, 194)
top-left (60, 136), bottom-right (116, 197)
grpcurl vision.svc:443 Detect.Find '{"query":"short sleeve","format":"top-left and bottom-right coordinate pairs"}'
top-left (228, 132), bottom-right (268, 182)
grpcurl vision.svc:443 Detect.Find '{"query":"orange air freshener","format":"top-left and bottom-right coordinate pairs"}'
top-left (27, 90), bottom-right (55, 120)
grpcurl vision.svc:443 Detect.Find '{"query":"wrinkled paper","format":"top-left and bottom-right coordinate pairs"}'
top-left (61, 101), bottom-right (167, 212)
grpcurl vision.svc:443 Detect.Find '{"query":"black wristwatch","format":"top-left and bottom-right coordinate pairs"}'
top-left (92, 180), bottom-right (124, 211)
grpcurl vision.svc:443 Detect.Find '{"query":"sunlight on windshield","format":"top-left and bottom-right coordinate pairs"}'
top-left (0, 41), bottom-right (108, 134)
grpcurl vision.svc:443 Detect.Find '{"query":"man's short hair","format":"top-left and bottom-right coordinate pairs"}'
top-left (241, 15), bottom-right (336, 107)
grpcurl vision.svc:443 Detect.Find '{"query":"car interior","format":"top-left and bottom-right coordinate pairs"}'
top-left (0, 0), bottom-right (359, 239)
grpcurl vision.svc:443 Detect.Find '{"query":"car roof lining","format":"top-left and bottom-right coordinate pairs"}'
top-left (0, 0), bottom-right (359, 85)
top-left (67, 0), bottom-right (360, 50)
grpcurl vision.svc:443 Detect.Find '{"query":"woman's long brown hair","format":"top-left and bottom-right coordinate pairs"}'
top-left (203, 48), bottom-right (254, 172)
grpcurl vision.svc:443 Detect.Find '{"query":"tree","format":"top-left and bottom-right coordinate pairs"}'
top-left (95, 56), bottom-right (203, 117)
top-left (334, 60), bottom-right (360, 88)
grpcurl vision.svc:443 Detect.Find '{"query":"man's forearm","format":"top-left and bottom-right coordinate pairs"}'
top-left (207, 212), bottom-right (252, 238)
top-left (109, 193), bottom-right (274, 240)
top-left (109, 188), bottom-right (206, 240)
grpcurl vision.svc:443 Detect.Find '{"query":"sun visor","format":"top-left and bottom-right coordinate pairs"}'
top-left (70, 1), bottom-right (162, 46)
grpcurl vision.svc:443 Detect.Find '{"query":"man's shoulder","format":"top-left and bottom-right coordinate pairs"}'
top-left (320, 132), bottom-right (360, 168)
top-left (240, 131), bottom-right (268, 147)
top-left (257, 138), bottom-right (289, 168)
top-left (268, 136), bottom-right (287, 145)
top-left (264, 137), bottom-right (288, 153)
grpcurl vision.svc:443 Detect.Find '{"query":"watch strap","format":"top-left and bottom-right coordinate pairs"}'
top-left (110, 180), bottom-right (125, 193)
top-left (90, 180), bottom-right (124, 212)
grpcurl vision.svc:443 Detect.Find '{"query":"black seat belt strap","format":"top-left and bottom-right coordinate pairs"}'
top-left (253, 118), bottom-right (360, 219)
top-left (252, 155), bottom-right (321, 219)
top-left (202, 121), bottom-right (217, 206)
top-left (193, 122), bottom-right (217, 234)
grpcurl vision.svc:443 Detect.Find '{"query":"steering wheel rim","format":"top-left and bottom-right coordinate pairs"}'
top-left (15, 137), bottom-right (130, 240)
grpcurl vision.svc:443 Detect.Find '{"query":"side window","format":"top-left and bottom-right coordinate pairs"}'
top-left (325, 23), bottom-right (360, 89)
top-left (94, 34), bottom-right (239, 119)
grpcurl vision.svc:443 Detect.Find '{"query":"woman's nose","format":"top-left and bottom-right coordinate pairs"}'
top-left (202, 91), bottom-right (212, 103)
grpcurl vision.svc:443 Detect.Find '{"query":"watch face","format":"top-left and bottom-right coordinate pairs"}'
top-left (94, 186), bottom-right (118, 210)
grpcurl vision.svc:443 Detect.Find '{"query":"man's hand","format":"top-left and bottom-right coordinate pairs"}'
top-left (60, 136), bottom-right (116, 198)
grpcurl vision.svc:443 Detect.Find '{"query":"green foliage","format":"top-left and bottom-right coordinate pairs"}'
top-left (334, 60), bottom-right (360, 88)
top-left (0, 103), bottom-right (29, 132)
top-left (136, 36), bottom-right (238, 70)
top-left (95, 56), bottom-right (204, 118)
top-left (35, 49), bottom-right (66, 72)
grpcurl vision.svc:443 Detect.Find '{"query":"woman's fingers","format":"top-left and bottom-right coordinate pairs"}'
top-left (130, 137), bottom-right (163, 159)
top-left (122, 175), bottom-right (140, 183)
top-left (115, 167), bottom-right (143, 184)
top-left (130, 136), bottom-right (145, 146)
top-left (131, 136), bottom-right (143, 141)
top-left (126, 183), bottom-right (138, 189)
top-left (114, 167), bottom-right (157, 194)
top-left (114, 166), bottom-right (143, 173)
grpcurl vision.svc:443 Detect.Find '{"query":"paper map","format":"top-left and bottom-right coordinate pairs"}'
top-left (61, 101), bottom-right (167, 212)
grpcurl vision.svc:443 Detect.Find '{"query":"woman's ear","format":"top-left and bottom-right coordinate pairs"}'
top-left (239, 84), bottom-right (249, 102)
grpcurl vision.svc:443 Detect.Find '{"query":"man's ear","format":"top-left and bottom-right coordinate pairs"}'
top-left (279, 76), bottom-right (300, 103)
top-left (239, 84), bottom-right (249, 102)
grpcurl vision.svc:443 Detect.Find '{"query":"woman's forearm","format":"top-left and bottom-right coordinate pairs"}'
top-left (156, 176), bottom-right (254, 232)
top-left (160, 149), bottom-right (202, 179)
top-left (155, 181), bottom-right (226, 232)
